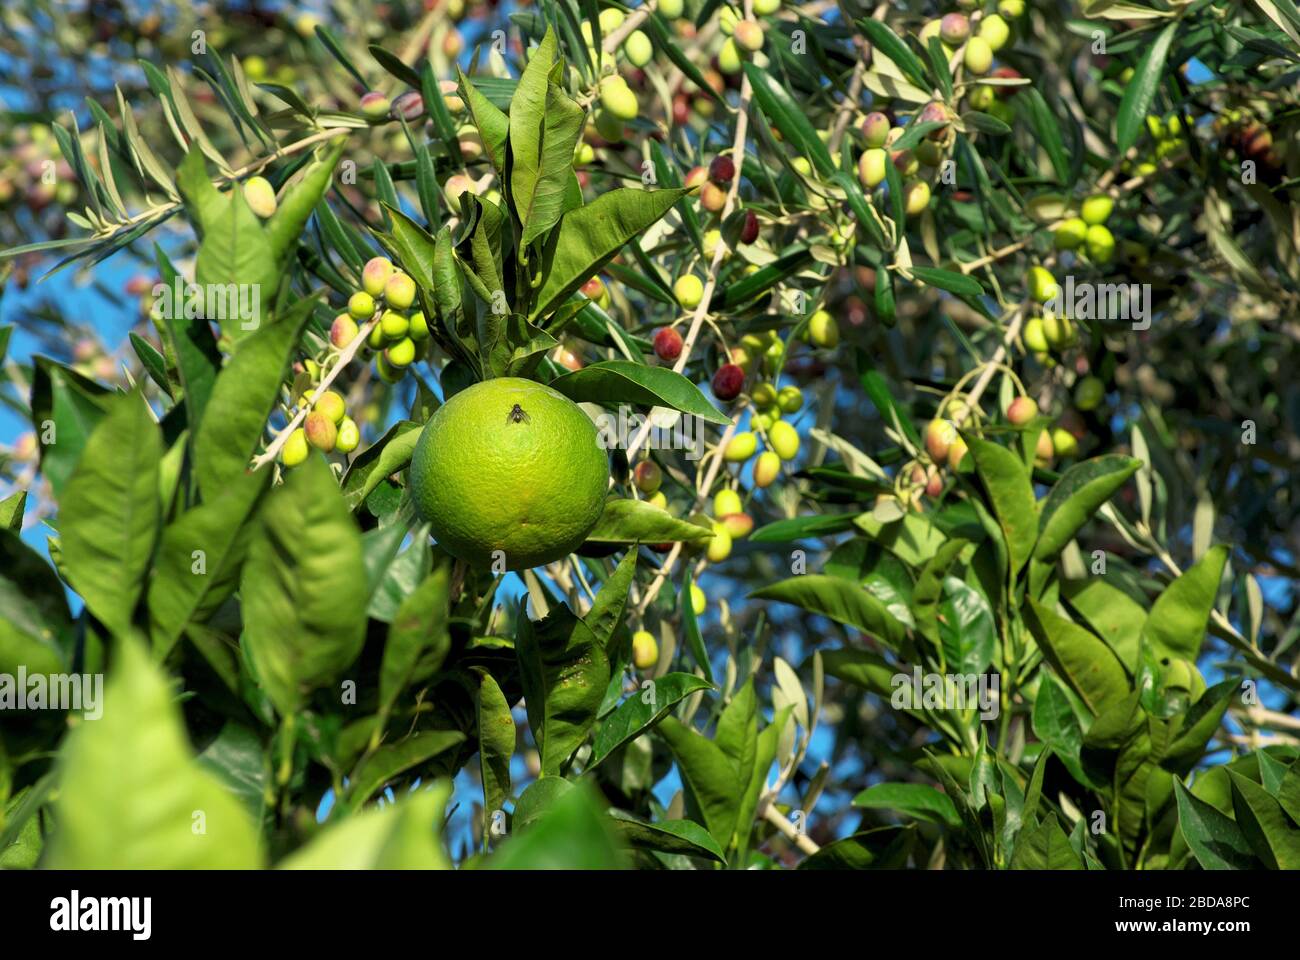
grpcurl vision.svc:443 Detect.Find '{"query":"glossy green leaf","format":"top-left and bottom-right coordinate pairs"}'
top-left (591, 673), bottom-right (715, 767)
top-left (938, 576), bottom-right (996, 675)
top-left (459, 68), bottom-right (508, 178)
top-left (516, 603), bottom-right (610, 776)
top-left (1174, 778), bottom-right (1259, 870)
top-left (1229, 769), bottom-right (1300, 869)
top-left (46, 638), bottom-right (263, 868)
top-left (280, 782), bottom-right (451, 869)
top-left (751, 575), bottom-right (906, 648)
top-left (681, 568), bottom-right (712, 683)
top-left (549, 359), bottom-right (729, 424)
top-left (656, 715), bottom-right (740, 850)
top-left (241, 455), bottom-right (368, 716)
top-left (487, 780), bottom-right (626, 869)
top-left (29, 358), bottom-right (111, 497)
top-left (852, 782), bottom-right (961, 828)
top-left (1009, 813), bottom-right (1082, 869)
top-left (0, 529), bottom-right (72, 677)
top-left (59, 391), bottom-right (161, 636)
top-left (529, 187), bottom-right (687, 323)
top-left (1024, 597), bottom-right (1129, 715)
top-left (147, 469), bottom-right (270, 657)
top-left (584, 498), bottom-right (715, 544)
top-left (379, 559), bottom-right (452, 720)
top-left (1142, 544), bottom-right (1229, 662)
top-left (584, 549), bottom-right (637, 651)
top-left (963, 434), bottom-right (1037, 575)
top-left (855, 19), bottom-right (931, 92)
top-left (193, 294), bottom-right (316, 500)
top-left (798, 825), bottom-right (914, 869)
top-left (345, 730), bottom-right (465, 807)
top-left (750, 513), bottom-right (860, 543)
top-left (341, 419), bottom-right (421, 511)
top-left (474, 668), bottom-right (515, 826)
top-left (1035, 455), bottom-right (1141, 561)
top-left (610, 814), bottom-right (726, 863)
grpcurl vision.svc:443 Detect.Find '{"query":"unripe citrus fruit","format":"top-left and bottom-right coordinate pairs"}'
top-left (769, 420), bottom-right (800, 461)
top-left (674, 274), bottom-right (704, 309)
top-left (282, 428), bottom-right (309, 467)
top-left (753, 450), bottom-right (781, 488)
top-left (725, 432), bottom-right (758, 462)
top-left (409, 311), bottom-right (430, 341)
top-left (410, 378), bottom-right (610, 570)
top-left (632, 630), bottom-right (659, 669)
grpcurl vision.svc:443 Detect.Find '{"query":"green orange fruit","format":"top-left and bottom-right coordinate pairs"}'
top-left (409, 378), bottom-right (609, 570)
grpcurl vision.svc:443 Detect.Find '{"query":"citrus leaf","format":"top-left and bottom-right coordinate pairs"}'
top-left (590, 673), bottom-right (715, 767)
top-left (516, 603), bottom-right (610, 776)
top-left (280, 783), bottom-right (452, 869)
top-left (1174, 778), bottom-right (1259, 870)
top-left (552, 359), bottom-right (728, 425)
top-left (609, 814), bottom-right (726, 863)
top-left (1023, 597), bottom-right (1129, 715)
top-left (1142, 544), bottom-right (1228, 662)
top-left (1035, 455), bottom-right (1141, 561)
top-left (59, 391), bottom-right (161, 637)
top-left (47, 638), bottom-right (263, 868)
top-left (750, 574), bottom-right (907, 649)
top-left (853, 782), bottom-right (961, 828)
top-left (529, 187), bottom-right (688, 322)
top-left (241, 455), bottom-right (368, 716)
top-left (584, 498), bottom-right (715, 543)
top-left (962, 434), bottom-right (1037, 575)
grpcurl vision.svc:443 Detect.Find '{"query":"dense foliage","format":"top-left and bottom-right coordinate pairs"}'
top-left (2, 0), bottom-right (1299, 870)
